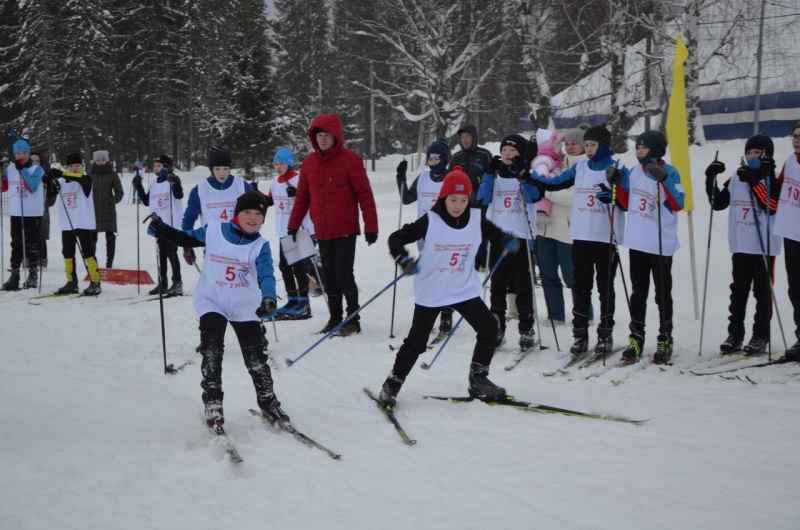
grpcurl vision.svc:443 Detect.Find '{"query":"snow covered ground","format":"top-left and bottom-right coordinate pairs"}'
top-left (2, 138), bottom-right (799, 530)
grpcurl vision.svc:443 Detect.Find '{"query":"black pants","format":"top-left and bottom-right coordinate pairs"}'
top-left (318, 234), bottom-right (359, 321)
top-left (786, 238), bottom-right (800, 332)
top-left (62, 229), bottom-right (96, 261)
top-left (198, 312), bottom-right (278, 410)
top-left (9, 216), bottom-right (41, 269)
top-left (91, 231), bottom-right (116, 268)
top-left (391, 297), bottom-right (500, 379)
top-left (489, 241), bottom-right (534, 333)
top-left (156, 237), bottom-right (181, 284)
top-left (572, 239), bottom-right (617, 332)
top-left (278, 244), bottom-right (309, 293)
top-left (728, 252), bottom-right (774, 338)
top-left (629, 249), bottom-right (673, 335)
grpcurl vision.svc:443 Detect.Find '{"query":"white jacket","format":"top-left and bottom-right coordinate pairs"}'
top-left (535, 153), bottom-right (587, 244)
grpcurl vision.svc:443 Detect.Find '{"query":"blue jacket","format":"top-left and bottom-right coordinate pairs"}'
top-left (3, 162), bottom-right (44, 192)
top-left (528, 155), bottom-right (623, 191)
top-left (476, 165), bottom-right (541, 206)
top-left (182, 176), bottom-right (254, 230)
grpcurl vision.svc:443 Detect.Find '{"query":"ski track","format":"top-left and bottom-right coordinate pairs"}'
top-left (2, 140), bottom-right (800, 529)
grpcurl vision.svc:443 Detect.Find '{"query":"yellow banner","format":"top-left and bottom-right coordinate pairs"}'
top-left (665, 35), bottom-right (693, 211)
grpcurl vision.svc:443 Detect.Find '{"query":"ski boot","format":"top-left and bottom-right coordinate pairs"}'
top-left (204, 401), bottom-right (224, 427)
top-left (468, 362), bottom-right (506, 401)
top-left (83, 282), bottom-right (102, 296)
top-left (653, 333), bottom-right (673, 364)
top-left (594, 328), bottom-right (614, 356)
top-left (334, 320), bottom-right (361, 337)
top-left (439, 309), bottom-right (453, 334)
top-left (742, 335), bottom-right (768, 355)
top-left (277, 290), bottom-right (298, 315)
top-left (319, 318), bottom-right (342, 334)
top-left (377, 372), bottom-right (405, 408)
top-left (519, 329), bottom-right (537, 350)
top-left (260, 398), bottom-right (290, 428)
top-left (2, 269), bottom-right (20, 291)
top-left (25, 268), bottom-right (38, 289)
top-left (720, 334), bottom-right (743, 354)
top-left (275, 290), bottom-right (312, 320)
top-left (166, 281), bottom-right (182, 297)
top-left (620, 332), bottom-right (644, 363)
top-left (570, 327), bottom-right (589, 356)
top-left (57, 280), bottom-right (79, 294)
top-left (149, 280), bottom-right (167, 296)
top-left (788, 329), bottom-right (800, 352)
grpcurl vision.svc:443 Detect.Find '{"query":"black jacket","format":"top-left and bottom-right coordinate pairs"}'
top-left (90, 164), bottom-right (124, 232)
top-left (448, 124), bottom-right (493, 187)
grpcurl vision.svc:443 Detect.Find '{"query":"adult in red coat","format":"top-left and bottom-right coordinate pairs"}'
top-left (287, 114), bottom-right (379, 336)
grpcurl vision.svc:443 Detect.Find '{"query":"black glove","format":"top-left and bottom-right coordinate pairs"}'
top-left (525, 135), bottom-right (538, 163)
top-left (760, 156), bottom-right (776, 175)
top-left (251, 180), bottom-right (259, 191)
top-left (256, 297), bottom-right (278, 319)
top-left (512, 155), bottom-right (529, 177)
top-left (286, 184), bottom-right (296, 198)
top-left (287, 228), bottom-right (297, 242)
top-left (41, 172), bottom-right (52, 185)
top-left (167, 174), bottom-right (178, 185)
top-left (605, 165), bottom-right (621, 185)
top-left (596, 183), bottom-right (613, 204)
top-left (737, 165), bottom-right (760, 187)
top-left (50, 167), bottom-right (63, 181)
top-left (132, 175), bottom-right (143, 189)
top-left (646, 159), bottom-right (668, 182)
top-left (365, 232), bottom-right (378, 245)
top-left (396, 160), bottom-right (408, 190)
top-left (487, 155), bottom-right (501, 175)
top-left (148, 212), bottom-right (167, 236)
top-left (705, 160), bottom-right (726, 179)
top-left (397, 254), bottom-right (419, 276)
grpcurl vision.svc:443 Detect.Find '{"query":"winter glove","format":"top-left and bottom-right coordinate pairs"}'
top-left (760, 156), bottom-right (776, 175)
top-left (132, 175), bottom-right (143, 189)
top-left (286, 184), bottom-right (296, 198)
top-left (148, 212), bottom-right (167, 237)
top-left (512, 155), bottom-right (529, 177)
top-left (183, 248), bottom-right (196, 266)
top-left (287, 228), bottom-right (297, 242)
top-left (605, 166), bottom-right (621, 185)
top-left (487, 155), bottom-right (501, 175)
top-left (646, 159), bottom-right (668, 182)
top-left (256, 297), bottom-right (278, 319)
top-left (596, 183), bottom-right (613, 204)
top-left (365, 232), bottom-right (378, 245)
top-left (251, 180), bottom-right (259, 192)
top-left (41, 172), bottom-right (52, 185)
top-left (396, 160), bottom-right (408, 190)
top-left (396, 253), bottom-right (419, 275)
top-left (737, 165), bottom-right (761, 187)
top-left (503, 235), bottom-right (520, 255)
top-left (705, 160), bottom-right (726, 179)
top-left (167, 174), bottom-right (178, 185)
top-left (525, 135), bottom-right (538, 163)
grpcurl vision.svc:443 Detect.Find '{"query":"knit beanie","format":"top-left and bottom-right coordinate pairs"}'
top-left (563, 128), bottom-right (586, 148)
top-left (636, 130), bottom-right (668, 160)
top-left (439, 166), bottom-right (472, 198)
top-left (66, 151), bottom-right (83, 166)
top-left (153, 154), bottom-right (173, 169)
top-left (208, 146), bottom-right (232, 168)
top-left (13, 139), bottom-right (31, 155)
top-left (583, 125), bottom-right (612, 148)
top-left (234, 191), bottom-right (268, 217)
top-left (273, 147), bottom-right (294, 168)
top-left (744, 133), bottom-right (774, 157)
top-left (536, 129), bottom-right (565, 153)
top-left (426, 137), bottom-right (451, 169)
top-left (92, 150), bottom-right (109, 162)
top-left (500, 134), bottom-right (529, 162)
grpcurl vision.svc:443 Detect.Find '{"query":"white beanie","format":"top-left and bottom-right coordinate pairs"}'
top-left (93, 150), bottom-right (109, 162)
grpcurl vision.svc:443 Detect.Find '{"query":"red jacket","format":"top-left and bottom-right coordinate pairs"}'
top-left (287, 114), bottom-right (378, 240)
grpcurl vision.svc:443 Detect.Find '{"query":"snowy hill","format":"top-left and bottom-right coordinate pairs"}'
top-left (1, 139), bottom-right (799, 529)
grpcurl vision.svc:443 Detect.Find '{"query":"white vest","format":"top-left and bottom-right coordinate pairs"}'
top-left (148, 179), bottom-right (184, 228)
top-left (193, 221), bottom-right (267, 322)
top-left (727, 172), bottom-right (782, 256)
top-left (569, 160), bottom-right (626, 243)
top-left (197, 177), bottom-right (246, 225)
top-left (413, 210), bottom-right (482, 308)
top-left (270, 174), bottom-right (313, 238)
top-left (490, 176), bottom-right (535, 239)
top-left (415, 171), bottom-right (443, 220)
top-left (6, 164), bottom-right (45, 217)
top-left (774, 155), bottom-right (800, 242)
top-left (622, 165), bottom-right (681, 256)
top-left (58, 179), bottom-right (96, 230)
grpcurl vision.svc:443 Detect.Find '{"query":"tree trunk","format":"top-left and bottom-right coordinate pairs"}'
top-left (684, 0), bottom-right (705, 145)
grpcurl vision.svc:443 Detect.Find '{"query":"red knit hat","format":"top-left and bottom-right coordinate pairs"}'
top-left (439, 166), bottom-right (472, 198)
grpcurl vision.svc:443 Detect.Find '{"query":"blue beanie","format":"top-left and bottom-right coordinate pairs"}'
top-left (426, 137), bottom-right (451, 169)
top-left (13, 139), bottom-right (31, 155)
top-left (273, 147), bottom-right (294, 168)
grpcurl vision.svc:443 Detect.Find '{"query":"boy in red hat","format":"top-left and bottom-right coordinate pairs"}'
top-left (375, 167), bottom-right (520, 408)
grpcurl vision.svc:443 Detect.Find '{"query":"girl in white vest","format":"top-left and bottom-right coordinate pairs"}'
top-left (44, 151), bottom-right (102, 295)
top-left (474, 134), bottom-right (542, 351)
top-left (1, 139), bottom-right (45, 290)
top-left (146, 191), bottom-right (291, 429)
top-left (394, 137), bottom-right (454, 333)
top-left (613, 131), bottom-right (685, 364)
top-left (132, 154), bottom-right (183, 297)
top-left (773, 122), bottom-right (800, 359)
top-left (375, 168), bottom-right (521, 408)
top-left (528, 125), bottom-right (627, 358)
top-left (705, 133), bottom-right (781, 356)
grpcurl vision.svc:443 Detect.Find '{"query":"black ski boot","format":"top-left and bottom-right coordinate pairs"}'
top-left (519, 329), bottom-right (537, 350)
top-left (720, 334), bottom-right (743, 354)
top-left (653, 333), bottom-right (673, 364)
top-left (260, 397), bottom-right (290, 428)
top-left (620, 332), bottom-right (644, 363)
top-left (149, 280), bottom-right (167, 296)
top-left (468, 362), bottom-right (506, 401)
top-left (204, 400), bottom-right (224, 427)
top-left (439, 309), bottom-right (453, 334)
top-left (83, 282), bottom-right (102, 296)
top-left (594, 328), bottom-right (614, 355)
top-left (57, 280), bottom-right (79, 294)
top-left (788, 329), bottom-right (800, 352)
top-left (319, 317), bottom-right (342, 334)
top-left (2, 269), bottom-right (20, 291)
top-left (25, 268), bottom-right (38, 289)
top-left (742, 335), bottom-right (768, 355)
top-left (334, 320), bottom-right (361, 337)
top-left (166, 281), bottom-right (182, 297)
top-left (377, 372), bottom-right (405, 408)
top-left (570, 327), bottom-right (589, 356)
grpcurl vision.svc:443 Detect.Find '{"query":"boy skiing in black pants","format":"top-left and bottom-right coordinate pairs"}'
top-left (146, 191), bottom-right (290, 428)
top-left (377, 167), bottom-right (520, 407)
top-left (612, 131), bottom-right (685, 364)
top-left (705, 133), bottom-right (781, 355)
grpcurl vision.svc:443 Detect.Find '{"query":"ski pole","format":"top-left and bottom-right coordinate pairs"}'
top-left (310, 253), bottom-right (327, 305)
top-left (602, 162), bottom-right (620, 365)
top-left (143, 213), bottom-right (176, 374)
top-left (39, 186), bottom-right (46, 293)
top-left (389, 178), bottom-right (405, 338)
top-left (421, 247), bottom-right (511, 370)
top-left (286, 269), bottom-right (412, 367)
top-left (699, 152), bottom-right (719, 356)
top-left (519, 181), bottom-right (548, 350)
top-left (19, 178), bottom-right (27, 288)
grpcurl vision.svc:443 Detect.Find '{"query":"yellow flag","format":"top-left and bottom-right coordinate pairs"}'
top-left (665, 35), bottom-right (693, 212)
